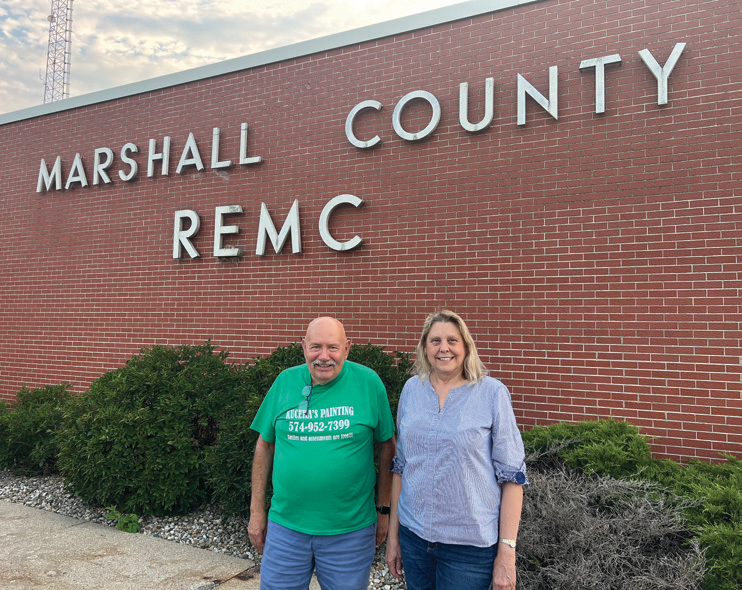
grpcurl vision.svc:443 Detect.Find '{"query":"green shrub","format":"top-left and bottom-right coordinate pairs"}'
top-left (0, 399), bottom-right (9, 464)
top-left (207, 342), bottom-right (411, 516)
top-left (204, 381), bottom-right (265, 517)
top-left (57, 342), bottom-right (242, 516)
top-left (245, 342), bottom-right (306, 393)
top-left (522, 419), bottom-right (653, 478)
top-left (0, 384), bottom-right (71, 475)
top-left (696, 522), bottom-right (742, 590)
top-left (642, 456), bottom-right (742, 590)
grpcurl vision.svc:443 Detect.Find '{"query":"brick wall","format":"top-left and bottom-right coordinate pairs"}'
top-left (1, 0), bottom-right (739, 461)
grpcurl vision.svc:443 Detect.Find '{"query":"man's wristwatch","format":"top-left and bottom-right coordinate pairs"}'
top-left (376, 505), bottom-right (390, 515)
top-left (500, 538), bottom-right (517, 549)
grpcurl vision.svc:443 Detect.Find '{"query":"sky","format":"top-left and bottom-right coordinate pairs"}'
top-left (0, 0), bottom-right (468, 115)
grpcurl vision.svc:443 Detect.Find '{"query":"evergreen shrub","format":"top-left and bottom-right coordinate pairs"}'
top-left (643, 456), bottom-right (741, 590)
top-left (0, 384), bottom-right (71, 475)
top-left (57, 342), bottom-right (242, 516)
top-left (204, 378), bottom-right (270, 518)
top-left (522, 419), bottom-right (652, 478)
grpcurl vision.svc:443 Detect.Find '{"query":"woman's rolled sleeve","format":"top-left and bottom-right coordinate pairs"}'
top-left (490, 379), bottom-right (528, 485)
top-left (390, 454), bottom-right (405, 475)
top-left (495, 462), bottom-right (529, 485)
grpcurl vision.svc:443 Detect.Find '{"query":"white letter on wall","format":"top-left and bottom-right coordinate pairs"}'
top-left (256, 200), bottom-right (301, 255)
top-left (93, 148), bottom-right (114, 185)
top-left (459, 78), bottom-right (495, 132)
top-left (345, 100), bottom-right (383, 148)
top-left (177, 132), bottom-right (205, 174)
top-left (173, 209), bottom-right (201, 259)
top-left (579, 54), bottom-right (622, 113)
top-left (211, 127), bottom-right (232, 169)
top-left (517, 66), bottom-right (559, 125)
top-left (148, 136), bottom-right (171, 177)
top-left (65, 153), bottom-right (88, 189)
top-left (239, 123), bottom-right (263, 165)
top-left (639, 42), bottom-right (687, 105)
top-left (214, 205), bottom-right (243, 257)
top-left (319, 194), bottom-right (364, 252)
top-left (392, 91), bottom-right (441, 141)
top-left (119, 143), bottom-right (139, 182)
top-left (36, 156), bottom-right (62, 193)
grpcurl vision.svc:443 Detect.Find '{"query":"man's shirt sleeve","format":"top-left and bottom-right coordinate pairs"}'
top-left (250, 382), bottom-right (278, 443)
top-left (374, 376), bottom-right (396, 442)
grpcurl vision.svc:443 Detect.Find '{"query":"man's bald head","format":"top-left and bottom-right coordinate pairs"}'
top-left (302, 317), bottom-right (350, 385)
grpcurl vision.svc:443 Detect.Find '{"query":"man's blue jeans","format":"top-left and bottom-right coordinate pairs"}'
top-left (399, 524), bottom-right (497, 590)
top-left (259, 520), bottom-right (376, 590)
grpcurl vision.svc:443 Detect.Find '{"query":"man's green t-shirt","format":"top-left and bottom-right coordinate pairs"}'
top-left (251, 360), bottom-right (395, 535)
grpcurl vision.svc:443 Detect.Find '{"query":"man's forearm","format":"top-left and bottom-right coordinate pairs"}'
top-left (248, 436), bottom-right (274, 553)
top-left (374, 437), bottom-right (396, 545)
top-left (250, 436), bottom-right (274, 514)
top-left (376, 437), bottom-right (395, 506)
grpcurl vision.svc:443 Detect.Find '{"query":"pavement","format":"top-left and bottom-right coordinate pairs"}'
top-left (0, 500), bottom-right (321, 590)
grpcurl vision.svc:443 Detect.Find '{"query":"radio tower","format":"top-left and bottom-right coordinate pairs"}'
top-left (43, 0), bottom-right (74, 103)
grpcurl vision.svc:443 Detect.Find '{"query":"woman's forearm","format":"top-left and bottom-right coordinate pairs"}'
top-left (498, 481), bottom-right (523, 542)
top-left (384, 472), bottom-right (404, 579)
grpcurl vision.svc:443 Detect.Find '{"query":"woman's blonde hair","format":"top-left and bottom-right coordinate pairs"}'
top-left (413, 310), bottom-right (487, 383)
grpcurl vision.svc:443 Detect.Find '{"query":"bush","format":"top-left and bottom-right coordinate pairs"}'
top-left (204, 380), bottom-right (266, 518)
top-left (207, 342), bottom-right (411, 516)
top-left (518, 467), bottom-right (706, 590)
top-left (0, 384), bottom-right (71, 475)
top-left (522, 419), bottom-right (653, 478)
top-left (57, 342), bottom-right (242, 516)
top-left (522, 419), bottom-right (741, 590)
top-left (696, 522), bottom-right (741, 590)
top-left (643, 456), bottom-right (742, 590)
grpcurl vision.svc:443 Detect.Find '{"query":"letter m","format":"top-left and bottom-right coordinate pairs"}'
top-left (36, 156), bottom-right (62, 193)
top-left (256, 200), bottom-right (302, 255)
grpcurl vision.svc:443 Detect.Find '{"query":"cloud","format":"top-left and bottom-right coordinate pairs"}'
top-left (0, 0), bottom-right (464, 115)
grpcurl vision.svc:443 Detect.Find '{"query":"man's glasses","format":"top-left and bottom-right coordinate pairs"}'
top-left (299, 385), bottom-right (312, 412)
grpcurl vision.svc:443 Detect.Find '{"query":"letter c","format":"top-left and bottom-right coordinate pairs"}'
top-left (345, 100), bottom-right (383, 149)
top-left (319, 195), bottom-right (364, 251)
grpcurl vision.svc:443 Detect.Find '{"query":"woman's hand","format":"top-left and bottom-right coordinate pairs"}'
top-left (492, 559), bottom-right (516, 589)
top-left (492, 546), bottom-right (516, 590)
top-left (493, 481), bottom-right (522, 589)
top-left (384, 536), bottom-right (404, 579)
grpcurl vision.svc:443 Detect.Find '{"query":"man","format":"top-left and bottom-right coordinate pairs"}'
top-left (249, 316), bottom-right (396, 590)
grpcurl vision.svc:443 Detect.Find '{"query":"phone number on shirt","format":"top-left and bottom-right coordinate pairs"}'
top-left (288, 419), bottom-right (350, 433)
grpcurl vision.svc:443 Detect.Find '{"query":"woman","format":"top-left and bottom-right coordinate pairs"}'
top-left (385, 310), bottom-right (528, 590)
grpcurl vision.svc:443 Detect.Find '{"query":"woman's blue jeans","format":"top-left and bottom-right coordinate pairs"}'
top-left (399, 524), bottom-right (497, 590)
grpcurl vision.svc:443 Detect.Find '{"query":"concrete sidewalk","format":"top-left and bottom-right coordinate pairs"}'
top-left (1, 500), bottom-right (265, 589)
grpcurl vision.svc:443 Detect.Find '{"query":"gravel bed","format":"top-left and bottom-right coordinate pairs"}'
top-left (0, 470), bottom-right (404, 589)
